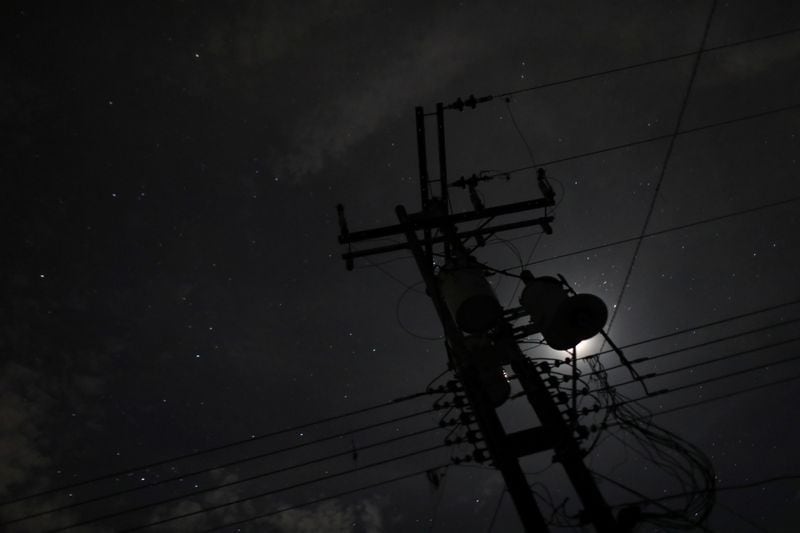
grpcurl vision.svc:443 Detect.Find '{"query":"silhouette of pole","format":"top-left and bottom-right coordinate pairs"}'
top-left (396, 204), bottom-right (551, 533)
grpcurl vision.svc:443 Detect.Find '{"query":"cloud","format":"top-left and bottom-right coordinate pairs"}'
top-left (141, 469), bottom-right (383, 533)
top-left (0, 363), bottom-right (107, 533)
top-left (261, 498), bottom-right (384, 533)
top-left (273, 26), bottom-right (480, 180)
top-left (0, 362), bottom-right (54, 496)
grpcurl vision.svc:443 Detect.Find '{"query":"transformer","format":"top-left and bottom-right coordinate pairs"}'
top-left (519, 274), bottom-right (608, 350)
top-left (438, 263), bottom-right (502, 334)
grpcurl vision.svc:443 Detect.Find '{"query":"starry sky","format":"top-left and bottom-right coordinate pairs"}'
top-left (2, 1), bottom-right (800, 532)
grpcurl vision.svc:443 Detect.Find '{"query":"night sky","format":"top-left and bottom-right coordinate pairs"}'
top-left (2, 1), bottom-right (800, 532)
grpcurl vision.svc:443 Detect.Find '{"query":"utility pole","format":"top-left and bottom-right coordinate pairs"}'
top-left (336, 99), bottom-right (619, 532)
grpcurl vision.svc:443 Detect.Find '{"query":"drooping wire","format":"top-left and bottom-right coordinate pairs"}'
top-left (626, 371), bottom-right (800, 425)
top-left (608, 348), bottom-right (800, 412)
top-left (504, 97), bottom-right (537, 166)
top-left (485, 490), bottom-right (506, 533)
top-left (199, 464), bottom-right (451, 533)
top-left (395, 280), bottom-right (445, 341)
top-left (586, 316), bottom-right (800, 377)
top-left (604, 0), bottom-right (719, 346)
top-left (500, 195), bottom-right (800, 272)
top-left (0, 391), bottom-right (440, 509)
top-left (615, 471), bottom-right (800, 506)
top-left (594, 471), bottom-right (715, 532)
top-left (594, 334), bottom-right (800, 392)
top-left (12, 426), bottom-right (447, 531)
top-left (578, 297), bottom-right (800, 363)
top-left (52, 443), bottom-right (449, 532)
top-left (483, 102), bottom-right (800, 180)
top-left (492, 26), bottom-right (800, 99)
top-left (1, 407), bottom-right (440, 527)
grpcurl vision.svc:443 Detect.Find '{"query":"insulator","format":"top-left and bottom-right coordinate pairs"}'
top-left (472, 449), bottom-right (490, 463)
top-left (575, 425), bottom-right (589, 439)
top-left (459, 412), bottom-right (476, 425)
top-left (537, 361), bottom-right (550, 373)
top-left (547, 376), bottom-right (559, 388)
top-left (465, 430), bottom-right (483, 443)
top-left (536, 168), bottom-right (556, 200)
top-left (447, 380), bottom-right (463, 392)
top-left (556, 391), bottom-right (569, 404)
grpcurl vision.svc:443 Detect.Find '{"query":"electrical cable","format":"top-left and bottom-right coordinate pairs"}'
top-left (497, 195), bottom-right (800, 272)
top-left (0, 393), bottom-right (436, 508)
top-left (617, 472), bottom-right (800, 505)
top-left (48, 437), bottom-right (448, 532)
top-left (609, 349), bottom-right (800, 411)
top-left (656, 370), bottom-right (800, 416)
top-left (485, 101), bottom-right (800, 180)
top-left (504, 97), bottom-right (538, 166)
top-left (424, 368), bottom-right (453, 392)
top-left (596, 334), bottom-right (800, 392)
top-left (362, 257), bottom-right (422, 292)
top-left (588, 316), bottom-right (800, 376)
top-left (594, 472), bottom-right (715, 532)
top-left (395, 280), bottom-right (445, 341)
top-left (493, 26), bottom-right (800, 99)
top-left (1, 407), bottom-right (440, 527)
top-left (484, 490), bottom-right (506, 533)
top-left (604, 0), bottom-right (718, 344)
top-left (606, 370), bottom-right (800, 427)
top-left (578, 297), bottom-right (800, 362)
top-left (714, 499), bottom-right (769, 533)
top-left (117, 443), bottom-right (449, 533)
top-left (201, 464), bottom-right (451, 533)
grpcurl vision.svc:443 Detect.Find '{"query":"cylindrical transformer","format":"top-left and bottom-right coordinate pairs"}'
top-left (438, 265), bottom-right (502, 334)
top-left (520, 275), bottom-right (608, 350)
top-left (459, 337), bottom-right (511, 407)
top-left (479, 366), bottom-right (511, 408)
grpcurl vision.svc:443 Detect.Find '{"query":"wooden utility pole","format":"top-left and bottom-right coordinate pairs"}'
top-left (337, 102), bottom-right (618, 532)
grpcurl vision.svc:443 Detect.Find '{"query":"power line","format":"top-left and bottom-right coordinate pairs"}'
top-left (612, 370), bottom-right (800, 426)
top-left (45, 429), bottom-right (445, 532)
top-left (614, 472), bottom-right (800, 506)
top-left (589, 316), bottom-right (800, 376)
top-left (610, 348), bottom-right (800, 411)
top-left (2, 408), bottom-right (439, 527)
top-left (598, 334), bottom-right (800, 392)
top-left (118, 444), bottom-right (448, 533)
top-left (486, 490), bottom-right (506, 533)
top-left (0, 392), bottom-right (432, 508)
top-left (593, 472), bottom-right (709, 532)
top-left (29, 301), bottom-right (794, 527)
top-left (493, 26), bottom-right (800, 99)
top-left (200, 464), bottom-right (450, 533)
top-left (605, 0), bottom-right (718, 342)
top-left (578, 297), bottom-right (800, 363)
top-left (488, 101), bottom-right (800, 179)
top-left (500, 195), bottom-right (800, 271)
